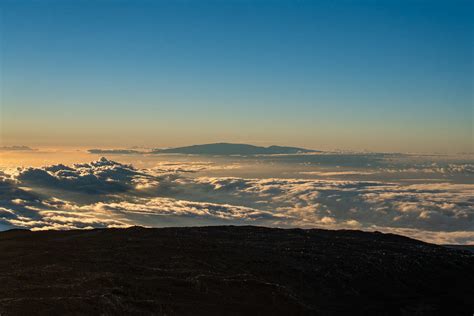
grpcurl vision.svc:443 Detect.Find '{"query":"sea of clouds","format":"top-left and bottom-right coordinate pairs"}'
top-left (0, 156), bottom-right (473, 244)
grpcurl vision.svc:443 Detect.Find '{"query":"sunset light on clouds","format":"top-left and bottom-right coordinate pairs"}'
top-left (0, 0), bottom-right (472, 245)
top-left (0, 1), bottom-right (473, 314)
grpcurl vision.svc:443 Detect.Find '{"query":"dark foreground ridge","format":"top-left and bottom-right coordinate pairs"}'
top-left (0, 226), bottom-right (472, 315)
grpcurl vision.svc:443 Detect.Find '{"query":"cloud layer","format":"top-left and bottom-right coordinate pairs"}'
top-left (1, 158), bottom-right (473, 244)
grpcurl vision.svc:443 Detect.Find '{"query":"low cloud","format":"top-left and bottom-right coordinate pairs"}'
top-left (151, 161), bottom-right (241, 173)
top-left (381, 164), bottom-right (474, 175)
top-left (0, 146), bottom-right (35, 151)
top-left (14, 157), bottom-right (155, 195)
top-left (300, 171), bottom-right (376, 176)
top-left (88, 149), bottom-right (145, 155)
top-left (0, 158), bottom-right (472, 244)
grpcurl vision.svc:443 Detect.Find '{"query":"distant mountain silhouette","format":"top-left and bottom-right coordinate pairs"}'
top-left (153, 143), bottom-right (317, 155)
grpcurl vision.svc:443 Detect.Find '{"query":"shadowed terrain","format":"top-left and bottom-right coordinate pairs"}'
top-left (152, 143), bottom-right (317, 155)
top-left (0, 226), bottom-right (472, 315)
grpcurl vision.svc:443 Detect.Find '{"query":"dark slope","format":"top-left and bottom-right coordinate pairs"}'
top-left (445, 245), bottom-right (474, 253)
top-left (0, 226), bottom-right (472, 315)
top-left (153, 143), bottom-right (317, 155)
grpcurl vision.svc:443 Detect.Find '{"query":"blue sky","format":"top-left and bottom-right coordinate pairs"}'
top-left (0, 0), bottom-right (472, 152)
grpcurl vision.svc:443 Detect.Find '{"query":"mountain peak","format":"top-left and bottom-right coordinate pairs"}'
top-left (152, 143), bottom-right (318, 155)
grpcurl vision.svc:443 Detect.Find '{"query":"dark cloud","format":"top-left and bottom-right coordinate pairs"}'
top-left (88, 149), bottom-right (145, 155)
top-left (0, 146), bottom-right (35, 151)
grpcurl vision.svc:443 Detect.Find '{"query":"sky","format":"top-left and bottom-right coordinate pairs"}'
top-left (0, 0), bottom-right (472, 152)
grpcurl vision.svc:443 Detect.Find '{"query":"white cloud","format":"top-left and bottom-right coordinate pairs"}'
top-left (0, 158), bottom-right (472, 244)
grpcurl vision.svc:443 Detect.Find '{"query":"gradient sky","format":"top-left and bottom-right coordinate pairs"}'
top-left (0, 0), bottom-right (472, 152)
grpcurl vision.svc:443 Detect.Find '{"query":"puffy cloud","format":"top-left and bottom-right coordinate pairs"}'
top-left (299, 164), bottom-right (474, 177)
top-left (381, 163), bottom-right (474, 175)
top-left (14, 157), bottom-right (155, 195)
top-left (0, 158), bottom-right (472, 244)
top-left (178, 177), bottom-right (473, 233)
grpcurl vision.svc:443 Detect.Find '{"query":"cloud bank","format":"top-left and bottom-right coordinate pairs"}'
top-left (1, 158), bottom-right (472, 244)
top-left (0, 146), bottom-right (35, 151)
